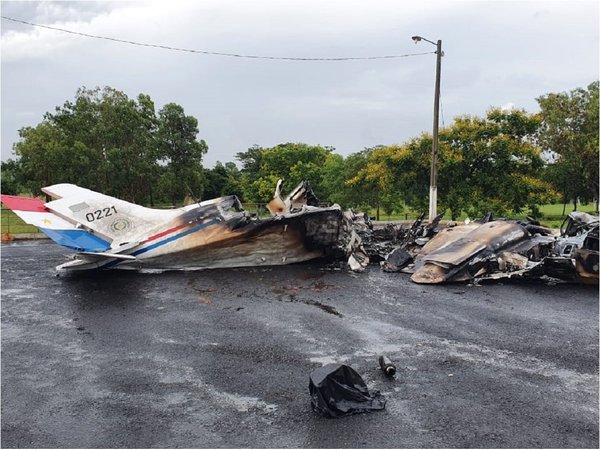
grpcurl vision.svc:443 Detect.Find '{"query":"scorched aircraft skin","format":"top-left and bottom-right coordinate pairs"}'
top-left (376, 213), bottom-right (599, 285)
top-left (2, 183), bottom-right (597, 284)
top-left (1, 183), bottom-right (368, 273)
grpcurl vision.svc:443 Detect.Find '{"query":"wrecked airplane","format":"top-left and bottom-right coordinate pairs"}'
top-left (1, 181), bottom-right (597, 285)
top-left (377, 212), bottom-right (599, 285)
top-left (1, 181), bottom-right (369, 273)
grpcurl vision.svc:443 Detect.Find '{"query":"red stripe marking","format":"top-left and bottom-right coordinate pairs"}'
top-left (143, 223), bottom-right (189, 243)
top-left (0, 195), bottom-right (47, 212)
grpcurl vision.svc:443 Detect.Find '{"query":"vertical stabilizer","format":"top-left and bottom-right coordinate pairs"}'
top-left (1, 194), bottom-right (111, 252)
top-left (41, 184), bottom-right (182, 246)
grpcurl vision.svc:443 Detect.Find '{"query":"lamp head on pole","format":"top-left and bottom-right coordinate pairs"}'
top-left (411, 35), bottom-right (438, 47)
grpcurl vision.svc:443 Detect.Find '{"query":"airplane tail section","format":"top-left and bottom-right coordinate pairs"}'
top-left (3, 184), bottom-right (183, 252)
top-left (40, 184), bottom-right (181, 246)
top-left (1, 194), bottom-right (111, 252)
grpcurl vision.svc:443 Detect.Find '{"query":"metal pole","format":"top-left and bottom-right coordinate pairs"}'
top-left (429, 39), bottom-right (442, 222)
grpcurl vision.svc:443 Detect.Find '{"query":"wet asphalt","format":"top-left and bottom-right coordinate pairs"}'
top-left (1, 240), bottom-right (598, 448)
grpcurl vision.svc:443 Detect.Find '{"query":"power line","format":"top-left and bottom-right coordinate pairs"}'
top-left (2, 15), bottom-right (436, 61)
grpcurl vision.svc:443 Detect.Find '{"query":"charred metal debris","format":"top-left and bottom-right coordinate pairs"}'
top-left (354, 209), bottom-right (598, 285)
top-left (276, 181), bottom-right (598, 285)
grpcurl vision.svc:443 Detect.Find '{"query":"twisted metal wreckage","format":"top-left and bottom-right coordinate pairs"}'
top-left (1, 180), bottom-right (598, 285)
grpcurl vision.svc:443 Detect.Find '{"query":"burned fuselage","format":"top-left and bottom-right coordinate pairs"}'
top-left (411, 221), bottom-right (533, 284)
top-left (127, 200), bottom-right (356, 272)
top-left (1, 181), bottom-right (368, 273)
top-left (377, 212), bottom-right (599, 285)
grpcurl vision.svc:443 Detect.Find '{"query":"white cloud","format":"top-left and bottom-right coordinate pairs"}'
top-left (1, 0), bottom-right (457, 62)
top-left (1, 0), bottom-right (598, 166)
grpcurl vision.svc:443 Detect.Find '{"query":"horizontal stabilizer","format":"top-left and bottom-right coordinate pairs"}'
top-left (78, 251), bottom-right (137, 261)
top-left (0, 195), bottom-right (47, 212)
top-left (40, 228), bottom-right (111, 252)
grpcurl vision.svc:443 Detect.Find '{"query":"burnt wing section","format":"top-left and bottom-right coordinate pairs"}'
top-left (372, 211), bottom-right (598, 285)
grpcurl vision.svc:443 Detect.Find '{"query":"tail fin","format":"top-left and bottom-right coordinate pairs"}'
top-left (1, 194), bottom-right (110, 252)
top-left (3, 184), bottom-right (184, 251)
top-left (40, 184), bottom-right (181, 246)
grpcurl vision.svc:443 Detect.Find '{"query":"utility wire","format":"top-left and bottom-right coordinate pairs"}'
top-left (2, 15), bottom-right (435, 61)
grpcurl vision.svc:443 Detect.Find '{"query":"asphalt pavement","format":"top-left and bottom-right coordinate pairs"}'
top-left (1, 241), bottom-right (598, 448)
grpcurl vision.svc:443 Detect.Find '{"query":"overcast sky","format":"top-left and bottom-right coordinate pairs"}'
top-left (1, 0), bottom-right (598, 167)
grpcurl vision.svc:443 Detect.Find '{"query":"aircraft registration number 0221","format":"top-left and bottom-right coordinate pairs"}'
top-left (86, 206), bottom-right (118, 222)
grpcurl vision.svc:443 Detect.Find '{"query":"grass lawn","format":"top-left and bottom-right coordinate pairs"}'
top-left (1, 209), bottom-right (40, 234)
top-left (366, 202), bottom-right (598, 229)
top-left (538, 203), bottom-right (597, 216)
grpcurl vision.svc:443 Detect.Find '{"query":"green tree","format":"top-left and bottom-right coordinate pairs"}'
top-left (11, 86), bottom-right (206, 205)
top-left (46, 86), bottom-right (118, 193)
top-left (235, 143), bottom-right (332, 202)
top-left (319, 153), bottom-right (347, 205)
top-left (235, 145), bottom-right (265, 201)
top-left (203, 161), bottom-right (241, 200)
top-left (43, 87), bottom-right (162, 202)
top-left (14, 122), bottom-right (96, 196)
top-left (352, 109), bottom-right (554, 219)
top-left (347, 147), bottom-right (394, 219)
top-left (157, 103), bottom-right (208, 204)
top-left (340, 150), bottom-right (379, 210)
top-left (439, 108), bottom-right (554, 218)
top-left (0, 159), bottom-right (24, 195)
top-left (536, 81), bottom-right (599, 211)
top-left (100, 92), bottom-right (160, 203)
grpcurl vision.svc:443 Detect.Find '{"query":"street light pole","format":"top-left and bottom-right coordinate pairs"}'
top-left (430, 39), bottom-right (442, 221)
top-left (412, 36), bottom-right (443, 222)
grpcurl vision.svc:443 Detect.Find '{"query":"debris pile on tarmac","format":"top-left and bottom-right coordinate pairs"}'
top-left (371, 211), bottom-right (599, 285)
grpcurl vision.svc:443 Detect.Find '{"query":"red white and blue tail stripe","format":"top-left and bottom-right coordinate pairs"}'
top-left (1, 195), bottom-right (110, 252)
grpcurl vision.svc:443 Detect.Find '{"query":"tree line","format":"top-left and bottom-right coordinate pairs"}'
top-left (2, 82), bottom-right (598, 220)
